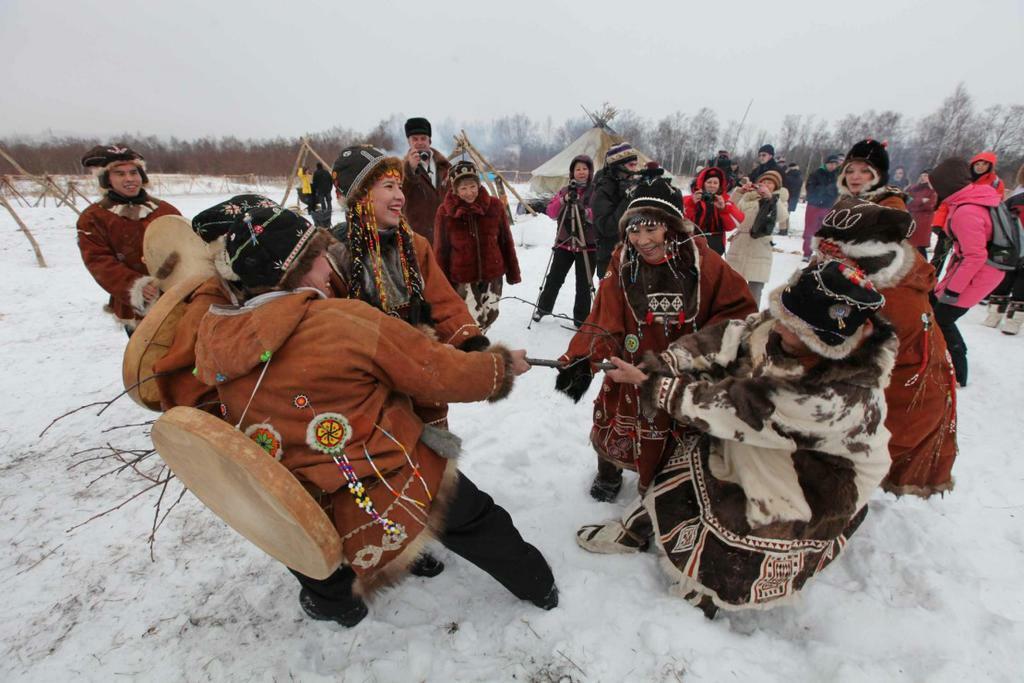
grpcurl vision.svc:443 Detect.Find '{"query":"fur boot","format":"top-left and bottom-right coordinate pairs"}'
top-left (1002, 303), bottom-right (1023, 336)
top-left (576, 521), bottom-right (648, 554)
top-left (983, 296), bottom-right (1009, 328)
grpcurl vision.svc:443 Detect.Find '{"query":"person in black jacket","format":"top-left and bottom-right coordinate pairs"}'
top-left (590, 143), bottom-right (639, 279)
top-left (749, 144), bottom-right (782, 180)
top-left (780, 162), bottom-right (803, 235)
top-left (312, 162), bottom-right (334, 215)
top-left (802, 154), bottom-right (841, 258)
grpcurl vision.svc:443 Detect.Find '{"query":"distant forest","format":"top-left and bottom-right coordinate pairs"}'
top-left (2, 85), bottom-right (1021, 184)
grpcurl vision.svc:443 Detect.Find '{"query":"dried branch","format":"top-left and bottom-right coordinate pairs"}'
top-left (66, 477), bottom-right (171, 533)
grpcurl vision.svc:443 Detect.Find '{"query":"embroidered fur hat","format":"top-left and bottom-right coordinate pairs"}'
top-left (816, 196), bottom-right (915, 247)
top-left (840, 138), bottom-right (890, 193)
top-left (605, 142), bottom-right (638, 167)
top-left (225, 206), bottom-right (318, 288)
top-left (404, 117), bottom-right (432, 138)
top-left (448, 159), bottom-right (479, 187)
top-left (81, 143), bottom-right (149, 189)
top-left (618, 164), bottom-right (690, 238)
top-left (332, 145), bottom-right (403, 201)
top-left (193, 194), bottom-right (284, 281)
top-left (770, 259), bottom-right (885, 359)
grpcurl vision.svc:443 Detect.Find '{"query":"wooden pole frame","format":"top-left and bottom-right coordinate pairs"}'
top-left (1, 193), bottom-right (48, 267)
top-left (281, 137), bottom-right (334, 211)
top-left (452, 130), bottom-right (537, 218)
top-left (0, 146), bottom-right (81, 216)
top-left (0, 175), bottom-right (32, 207)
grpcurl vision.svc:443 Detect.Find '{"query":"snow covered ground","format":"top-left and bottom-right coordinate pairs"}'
top-left (1, 188), bottom-right (1021, 682)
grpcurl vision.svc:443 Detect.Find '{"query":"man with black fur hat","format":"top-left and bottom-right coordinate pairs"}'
top-left (76, 144), bottom-right (181, 331)
top-left (556, 164), bottom-right (757, 502)
top-left (578, 258), bottom-right (897, 617)
top-left (192, 206), bottom-right (558, 627)
top-left (401, 117), bottom-right (451, 243)
top-left (590, 142), bottom-right (641, 280)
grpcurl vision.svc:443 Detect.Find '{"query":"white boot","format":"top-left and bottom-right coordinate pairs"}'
top-left (983, 299), bottom-right (1006, 328)
top-left (576, 521), bottom-right (648, 554)
top-left (1002, 304), bottom-right (1023, 336)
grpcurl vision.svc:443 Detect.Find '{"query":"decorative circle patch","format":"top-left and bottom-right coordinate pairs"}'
top-left (292, 394), bottom-right (310, 410)
top-left (624, 334), bottom-right (640, 354)
top-left (307, 412), bottom-right (352, 454)
top-left (245, 423), bottom-right (283, 461)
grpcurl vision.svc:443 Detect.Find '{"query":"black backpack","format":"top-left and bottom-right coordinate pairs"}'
top-left (986, 195), bottom-right (1024, 270)
top-left (749, 195), bottom-right (778, 239)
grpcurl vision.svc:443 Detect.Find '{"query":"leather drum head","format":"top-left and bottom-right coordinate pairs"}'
top-left (122, 274), bottom-right (209, 411)
top-left (152, 407), bottom-right (343, 580)
top-left (144, 215), bottom-right (216, 290)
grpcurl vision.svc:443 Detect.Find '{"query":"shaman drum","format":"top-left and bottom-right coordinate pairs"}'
top-left (122, 274), bottom-right (209, 411)
top-left (143, 215), bottom-right (216, 290)
top-left (152, 406), bottom-right (343, 580)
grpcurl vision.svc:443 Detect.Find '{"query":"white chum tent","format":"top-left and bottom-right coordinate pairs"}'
top-left (528, 125), bottom-right (667, 195)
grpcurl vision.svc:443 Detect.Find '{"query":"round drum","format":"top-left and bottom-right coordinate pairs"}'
top-left (143, 214), bottom-right (216, 290)
top-left (152, 406), bottom-right (343, 580)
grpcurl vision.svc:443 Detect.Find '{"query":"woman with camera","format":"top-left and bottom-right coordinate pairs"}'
top-left (534, 155), bottom-right (597, 325)
top-left (725, 170), bottom-right (789, 306)
top-left (682, 166), bottom-right (744, 255)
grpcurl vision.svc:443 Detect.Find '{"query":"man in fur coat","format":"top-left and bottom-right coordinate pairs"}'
top-left (578, 259), bottom-right (896, 617)
top-left (193, 206), bottom-right (557, 627)
top-left (401, 117), bottom-right (451, 243)
top-left (76, 144), bottom-right (181, 331)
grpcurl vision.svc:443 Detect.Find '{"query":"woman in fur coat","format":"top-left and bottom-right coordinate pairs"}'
top-left (433, 160), bottom-right (521, 331)
top-left (725, 169), bottom-right (789, 305)
top-left (812, 141), bottom-right (959, 497)
top-left (578, 259), bottom-right (897, 617)
top-left (555, 166), bottom-right (757, 502)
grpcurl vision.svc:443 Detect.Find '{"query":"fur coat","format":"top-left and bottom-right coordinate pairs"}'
top-left (560, 239), bottom-right (757, 488)
top-left (76, 195), bottom-right (181, 325)
top-left (194, 289), bottom-right (515, 595)
top-left (433, 186), bottom-right (521, 286)
top-left (639, 311), bottom-right (897, 610)
top-left (725, 187), bottom-right (789, 283)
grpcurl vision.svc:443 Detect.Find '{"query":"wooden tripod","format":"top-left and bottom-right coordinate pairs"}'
top-left (280, 137), bottom-right (334, 210)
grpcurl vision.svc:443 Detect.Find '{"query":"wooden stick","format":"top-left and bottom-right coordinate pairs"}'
top-left (457, 131), bottom-right (536, 216)
top-left (302, 140), bottom-right (334, 172)
top-left (281, 137), bottom-right (308, 207)
top-left (526, 357), bottom-right (614, 371)
top-left (0, 146), bottom-right (81, 215)
top-left (1, 194), bottom-right (48, 267)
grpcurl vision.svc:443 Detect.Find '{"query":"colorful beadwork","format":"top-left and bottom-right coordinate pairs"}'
top-left (219, 403), bottom-right (228, 419)
top-left (245, 423), bottom-right (283, 461)
top-left (292, 394), bottom-right (310, 410)
top-left (259, 350), bottom-right (272, 363)
top-left (306, 412), bottom-right (352, 455)
top-left (624, 334), bottom-right (640, 354)
top-left (331, 452), bottom-right (405, 538)
top-left (215, 373), bottom-right (226, 383)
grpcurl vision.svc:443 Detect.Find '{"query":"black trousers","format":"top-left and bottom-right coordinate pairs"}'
top-left (315, 191), bottom-right (332, 214)
top-left (537, 248), bottom-right (594, 324)
top-left (931, 300), bottom-right (970, 386)
top-left (293, 471), bottom-right (554, 606)
top-left (991, 268), bottom-right (1024, 304)
top-left (702, 232), bottom-right (725, 255)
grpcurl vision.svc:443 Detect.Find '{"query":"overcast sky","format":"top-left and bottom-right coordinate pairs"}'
top-left (2, 0), bottom-right (1020, 141)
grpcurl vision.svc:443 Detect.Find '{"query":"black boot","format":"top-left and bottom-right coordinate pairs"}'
top-left (531, 584), bottom-right (559, 610)
top-left (409, 552), bottom-right (445, 577)
top-left (589, 460), bottom-right (623, 502)
top-left (298, 588), bottom-right (368, 627)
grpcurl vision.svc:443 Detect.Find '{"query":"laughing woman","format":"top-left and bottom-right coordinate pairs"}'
top-left (554, 166), bottom-right (756, 502)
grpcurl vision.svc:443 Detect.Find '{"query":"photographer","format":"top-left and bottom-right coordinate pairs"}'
top-left (682, 167), bottom-right (743, 255)
top-left (534, 155), bottom-right (597, 325)
top-left (725, 169), bottom-right (789, 306)
top-left (590, 143), bottom-right (640, 279)
top-left (401, 116), bottom-right (451, 243)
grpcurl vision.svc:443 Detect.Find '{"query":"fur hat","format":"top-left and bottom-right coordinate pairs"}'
top-left (448, 159), bottom-right (479, 187)
top-left (929, 158), bottom-right (971, 204)
top-left (224, 206), bottom-right (317, 288)
top-left (569, 154), bottom-right (594, 179)
top-left (769, 259), bottom-right (885, 359)
top-left (756, 169), bottom-right (784, 191)
top-left (193, 194), bottom-right (283, 281)
top-left (81, 143), bottom-right (149, 189)
top-left (840, 139), bottom-right (890, 193)
top-left (332, 145), bottom-right (403, 201)
top-left (758, 144), bottom-right (775, 157)
top-left (816, 196), bottom-right (915, 247)
top-left (404, 117), bottom-right (432, 138)
top-left (606, 142), bottom-right (638, 167)
top-left (618, 165), bottom-right (689, 238)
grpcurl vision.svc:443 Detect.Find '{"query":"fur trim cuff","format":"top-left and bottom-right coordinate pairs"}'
top-left (128, 275), bottom-right (158, 316)
top-left (487, 344), bottom-right (516, 402)
top-left (458, 335), bottom-right (490, 352)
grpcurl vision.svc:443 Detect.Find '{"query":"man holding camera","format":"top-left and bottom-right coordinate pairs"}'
top-left (590, 143), bottom-right (640, 279)
top-left (402, 117), bottom-right (451, 243)
top-left (683, 167), bottom-right (743, 255)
